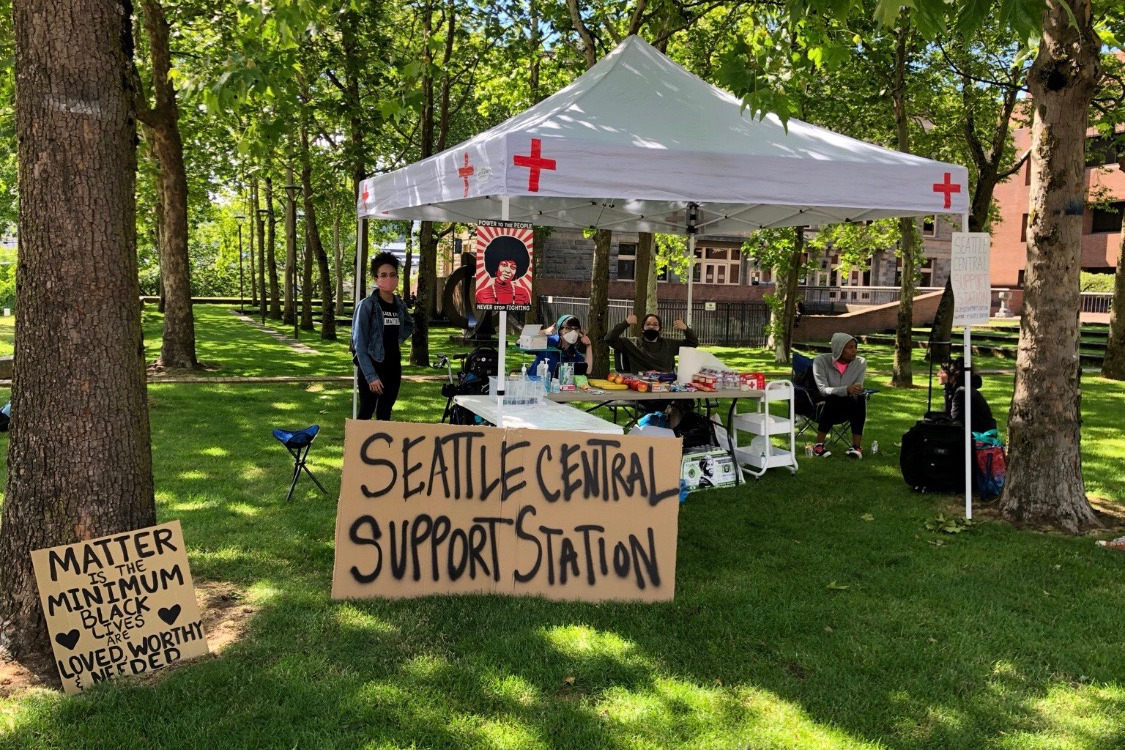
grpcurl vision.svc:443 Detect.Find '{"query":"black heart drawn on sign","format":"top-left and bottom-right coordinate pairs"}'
top-left (158, 604), bottom-right (182, 626)
top-left (55, 629), bottom-right (80, 650)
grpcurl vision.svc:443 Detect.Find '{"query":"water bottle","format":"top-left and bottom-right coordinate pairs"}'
top-left (537, 360), bottom-right (549, 393)
top-left (804, 443), bottom-right (814, 458)
top-left (871, 441), bottom-right (879, 454)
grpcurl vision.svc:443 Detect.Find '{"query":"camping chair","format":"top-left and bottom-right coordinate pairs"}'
top-left (272, 424), bottom-right (327, 502)
top-left (791, 352), bottom-right (877, 449)
top-left (437, 346), bottom-right (498, 424)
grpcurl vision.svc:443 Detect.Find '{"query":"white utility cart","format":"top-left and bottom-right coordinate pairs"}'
top-left (726, 380), bottom-right (798, 479)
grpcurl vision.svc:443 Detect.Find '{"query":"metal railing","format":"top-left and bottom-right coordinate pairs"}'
top-left (540, 296), bottom-right (771, 347)
top-left (1080, 292), bottom-right (1113, 314)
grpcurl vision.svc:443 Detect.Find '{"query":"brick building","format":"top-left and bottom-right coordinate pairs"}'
top-left (991, 125), bottom-right (1123, 287)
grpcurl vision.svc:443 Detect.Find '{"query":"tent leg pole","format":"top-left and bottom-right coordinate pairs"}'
top-left (353, 216), bottom-right (364, 420)
top-left (686, 233), bottom-right (695, 327)
top-left (962, 211), bottom-right (972, 520)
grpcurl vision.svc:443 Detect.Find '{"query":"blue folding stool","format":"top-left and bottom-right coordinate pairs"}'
top-left (272, 425), bottom-right (327, 502)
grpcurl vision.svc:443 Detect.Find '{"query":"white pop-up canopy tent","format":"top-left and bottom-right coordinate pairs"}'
top-left (355, 35), bottom-right (978, 516)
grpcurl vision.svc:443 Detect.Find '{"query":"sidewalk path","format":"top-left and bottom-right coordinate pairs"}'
top-left (230, 309), bottom-right (317, 354)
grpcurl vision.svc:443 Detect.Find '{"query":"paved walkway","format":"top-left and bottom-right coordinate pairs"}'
top-left (230, 310), bottom-right (318, 354)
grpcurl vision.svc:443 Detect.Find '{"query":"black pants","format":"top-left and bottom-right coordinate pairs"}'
top-left (817, 394), bottom-right (866, 436)
top-left (357, 360), bottom-right (402, 420)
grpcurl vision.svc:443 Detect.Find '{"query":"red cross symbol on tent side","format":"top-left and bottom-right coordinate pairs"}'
top-left (932, 172), bottom-right (962, 209)
top-left (456, 153), bottom-right (474, 197)
top-left (513, 138), bottom-right (556, 192)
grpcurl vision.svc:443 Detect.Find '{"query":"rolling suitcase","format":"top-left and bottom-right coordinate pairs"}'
top-left (899, 418), bottom-right (965, 493)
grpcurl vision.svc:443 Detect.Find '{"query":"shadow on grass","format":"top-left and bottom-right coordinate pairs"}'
top-left (1, 367), bottom-right (1123, 748)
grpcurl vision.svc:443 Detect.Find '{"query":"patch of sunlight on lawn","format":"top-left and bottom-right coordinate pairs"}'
top-left (600, 680), bottom-right (882, 750)
top-left (484, 670), bottom-right (541, 708)
top-left (333, 604), bottom-right (400, 636)
top-left (200, 446), bottom-right (231, 457)
top-left (471, 716), bottom-right (543, 750)
top-left (541, 625), bottom-right (651, 667)
top-left (1001, 683), bottom-right (1125, 750)
top-left (178, 470), bottom-right (208, 481)
top-left (271, 401), bottom-right (302, 411)
top-left (403, 653), bottom-right (453, 681)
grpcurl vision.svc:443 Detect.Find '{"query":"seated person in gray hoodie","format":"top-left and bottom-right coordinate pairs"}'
top-left (810, 332), bottom-right (867, 459)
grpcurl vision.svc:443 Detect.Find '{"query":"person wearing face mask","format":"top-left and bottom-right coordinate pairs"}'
top-left (530, 315), bottom-right (591, 378)
top-left (604, 312), bottom-right (697, 373)
top-left (352, 251), bottom-right (414, 420)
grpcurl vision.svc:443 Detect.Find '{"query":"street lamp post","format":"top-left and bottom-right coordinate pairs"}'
top-left (282, 184), bottom-right (300, 341)
top-left (236, 215), bottom-right (246, 314)
top-left (256, 207), bottom-right (270, 326)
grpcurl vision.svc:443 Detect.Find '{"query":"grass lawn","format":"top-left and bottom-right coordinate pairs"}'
top-left (0, 305), bottom-right (1122, 749)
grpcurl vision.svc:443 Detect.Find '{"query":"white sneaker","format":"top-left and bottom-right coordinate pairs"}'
top-left (846, 446), bottom-right (863, 460)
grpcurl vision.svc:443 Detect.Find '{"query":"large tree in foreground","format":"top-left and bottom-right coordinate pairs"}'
top-left (999, 0), bottom-right (1101, 530)
top-left (0, 0), bottom-right (156, 659)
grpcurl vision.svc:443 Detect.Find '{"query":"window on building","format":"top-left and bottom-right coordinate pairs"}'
top-left (1025, 158), bottom-right (1031, 186)
top-left (1020, 213), bottom-right (1029, 242)
top-left (1085, 137), bottom-right (1119, 168)
top-left (922, 217), bottom-right (936, 237)
top-left (1017, 269), bottom-right (1025, 287)
top-left (920, 257), bottom-right (935, 287)
top-left (692, 245), bottom-right (742, 285)
top-left (1090, 202), bottom-right (1124, 234)
top-left (616, 243), bottom-right (637, 281)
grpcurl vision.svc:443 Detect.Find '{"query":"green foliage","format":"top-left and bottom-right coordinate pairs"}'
top-left (807, 219), bottom-right (899, 274)
top-left (1081, 271), bottom-right (1116, 293)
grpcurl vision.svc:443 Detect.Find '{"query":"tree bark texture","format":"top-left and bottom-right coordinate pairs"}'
top-left (411, 222), bottom-right (435, 367)
top-left (892, 217), bottom-right (918, 386)
top-left (1000, 0), bottom-right (1100, 532)
top-left (284, 165), bottom-right (297, 326)
top-left (890, 23), bottom-right (915, 387)
top-left (588, 229), bottom-right (612, 379)
top-left (1, 0), bottom-right (156, 659)
top-left (633, 232), bottom-right (653, 332)
top-left (774, 228), bottom-right (804, 364)
top-left (265, 175), bottom-right (281, 319)
top-left (248, 180), bottom-right (259, 307)
top-left (138, 0), bottom-right (195, 369)
top-left (298, 118), bottom-right (334, 339)
top-left (334, 214), bottom-right (345, 317)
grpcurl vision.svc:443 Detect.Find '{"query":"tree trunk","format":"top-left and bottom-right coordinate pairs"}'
top-left (999, 0), bottom-right (1100, 532)
top-left (411, 222), bottom-right (435, 367)
top-left (284, 165), bottom-right (297, 326)
top-left (774, 228), bottom-right (804, 364)
top-left (529, 227), bottom-right (546, 324)
top-left (634, 232), bottom-right (653, 331)
top-left (248, 181), bottom-right (258, 307)
top-left (889, 22), bottom-right (914, 387)
top-left (139, 0), bottom-right (196, 369)
top-left (588, 229), bottom-right (612, 378)
top-left (334, 214), bottom-right (345, 317)
top-left (256, 197), bottom-right (267, 321)
top-left (265, 175), bottom-right (281, 319)
top-left (341, 6), bottom-right (368, 303)
top-left (1, 0), bottom-right (156, 660)
top-left (1101, 166), bottom-right (1125, 379)
top-left (298, 117), bottom-right (334, 339)
top-left (403, 234), bottom-right (414, 307)
top-left (892, 217), bottom-right (918, 386)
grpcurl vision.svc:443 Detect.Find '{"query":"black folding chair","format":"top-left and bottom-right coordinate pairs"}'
top-left (791, 352), bottom-right (876, 449)
top-left (272, 425), bottom-right (327, 502)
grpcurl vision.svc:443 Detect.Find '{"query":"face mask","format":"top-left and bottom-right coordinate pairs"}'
top-left (376, 277), bottom-right (397, 293)
top-left (562, 330), bottom-right (580, 345)
top-left (642, 329), bottom-right (659, 341)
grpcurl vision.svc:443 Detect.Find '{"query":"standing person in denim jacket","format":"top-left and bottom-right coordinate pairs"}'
top-left (352, 251), bottom-right (414, 420)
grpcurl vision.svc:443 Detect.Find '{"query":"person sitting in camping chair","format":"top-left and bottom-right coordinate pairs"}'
top-left (810, 333), bottom-right (868, 459)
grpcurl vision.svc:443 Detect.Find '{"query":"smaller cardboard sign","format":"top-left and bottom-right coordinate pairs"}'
top-left (474, 220), bottom-right (534, 312)
top-left (951, 232), bottom-right (991, 326)
top-left (31, 520), bottom-right (208, 694)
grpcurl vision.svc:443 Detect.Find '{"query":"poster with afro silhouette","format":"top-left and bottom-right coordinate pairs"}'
top-left (474, 221), bottom-right (534, 312)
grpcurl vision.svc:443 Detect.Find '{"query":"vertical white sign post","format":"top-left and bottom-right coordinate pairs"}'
top-left (950, 231), bottom-right (991, 519)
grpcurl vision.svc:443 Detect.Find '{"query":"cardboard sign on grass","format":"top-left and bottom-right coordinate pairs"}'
top-left (332, 419), bottom-right (682, 602)
top-left (31, 520), bottom-right (209, 694)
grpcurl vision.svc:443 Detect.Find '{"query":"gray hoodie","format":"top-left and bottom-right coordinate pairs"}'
top-left (811, 333), bottom-right (866, 397)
